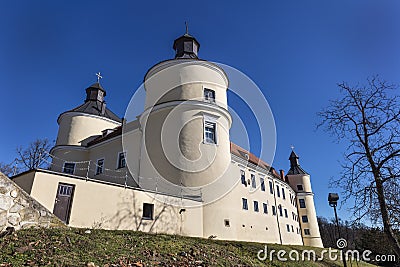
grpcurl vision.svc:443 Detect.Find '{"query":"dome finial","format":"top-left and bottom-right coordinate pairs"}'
top-left (95, 72), bottom-right (103, 84)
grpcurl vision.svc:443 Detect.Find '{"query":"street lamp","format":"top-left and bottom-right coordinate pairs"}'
top-left (328, 193), bottom-right (347, 267)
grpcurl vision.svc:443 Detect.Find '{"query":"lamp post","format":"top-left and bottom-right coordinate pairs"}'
top-left (328, 193), bottom-right (347, 267)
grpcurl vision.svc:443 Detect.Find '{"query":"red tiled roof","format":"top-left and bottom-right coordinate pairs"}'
top-left (230, 142), bottom-right (281, 179)
top-left (86, 126), bottom-right (123, 146)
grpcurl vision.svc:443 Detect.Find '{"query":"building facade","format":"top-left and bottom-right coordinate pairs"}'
top-left (12, 31), bottom-right (323, 247)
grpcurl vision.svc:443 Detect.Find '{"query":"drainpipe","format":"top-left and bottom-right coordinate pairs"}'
top-left (272, 178), bottom-right (283, 245)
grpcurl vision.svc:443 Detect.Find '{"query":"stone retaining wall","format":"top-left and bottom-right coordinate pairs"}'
top-left (0, 172), bottom-right (64, 232)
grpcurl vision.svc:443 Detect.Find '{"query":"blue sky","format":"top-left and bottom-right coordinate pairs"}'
top-left (1, 0), bottom-right (400, 222)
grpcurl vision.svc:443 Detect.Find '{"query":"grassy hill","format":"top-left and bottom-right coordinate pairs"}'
top-left (0, 228), bottom-right (376, 266)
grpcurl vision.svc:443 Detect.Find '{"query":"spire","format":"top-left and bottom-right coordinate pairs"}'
top-left (173, 23), bottom-right (200, 59)
top-left (289, 150), bottom-right (299, 168)
top-left (287, 149), bottom-right (308, 175)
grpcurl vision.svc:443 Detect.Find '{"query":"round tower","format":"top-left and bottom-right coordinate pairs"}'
top-left (286, 150), bottom-right (324, 248)
top-left (55, 82), bottom-right (121, 147)
top-left (138, 30), bottom-right (232, 188)
top-left (52, 81), bottom-right (121, 174)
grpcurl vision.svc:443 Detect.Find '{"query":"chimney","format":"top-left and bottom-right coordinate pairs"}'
top-left (279, 169), bottom-right (285, 181)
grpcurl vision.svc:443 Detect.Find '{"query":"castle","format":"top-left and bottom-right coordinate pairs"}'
top-left (12, 31), bottom-right (323, 247)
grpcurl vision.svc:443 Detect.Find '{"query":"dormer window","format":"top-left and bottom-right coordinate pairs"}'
top-left (204, 88), bottom-right (215, 103)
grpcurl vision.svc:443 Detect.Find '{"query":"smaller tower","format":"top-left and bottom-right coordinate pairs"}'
top-left (287, 150), bottom-right (323, 248)
top-left (172, 27), bottom-right (200, 59)
top-left (55, 80), bottom-right (121, 147)
top-left (84, 82), bottom-right (107, 115)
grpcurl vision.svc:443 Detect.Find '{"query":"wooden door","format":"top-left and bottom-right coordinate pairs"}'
top-left (53, 183), bottom-right (75, 223)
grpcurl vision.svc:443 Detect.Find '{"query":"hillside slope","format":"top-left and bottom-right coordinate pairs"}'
top-left (0, 228), bottom-right (376, 266)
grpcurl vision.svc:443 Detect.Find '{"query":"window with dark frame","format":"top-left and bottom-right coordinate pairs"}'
top-left (297, 184), bottom-right (304, 191)
top-left (240, 170), bottom-right (246, 186)
top-left (276, 185), bottom-right (280, 197)
top-left (272, 205), bottom-right (276, 215)
top-left (204, 121), bottom-right (216, 144)
top-left (263, 203), bottom-right (268, 214)
top-left (63, 162), bottom-right (75, 175)
top-left (260, 178), bottom-right (265, 191)
top-left (278, 205), bottom-right (283, 216)
top-left (302, 215), bottom-right (309, 223)
top-left (224, 219), bottom-right (230, 227)
top-left (204, 88), bottom-right (215, 102)
top-left (251, 174), bottom-right (256, 188)
top-left (242, 198), bottom-right (248, 210)
top-left (142, 203), bottom-right (154, 220)
top-left (253, 201), bottom-right (259, 212)
top-left (286, 224), bottom-right (290, 232)
top-left (304, 229), bottom-right (311, 235)
top-left (284, 209), bottom-right (288, 218)
top-left (269, 181), bottom-right (274, 194)
top-left (117, 152), bottom-right (126, 169)
top-left (299, 199), bottom-right (306, 208)
top-left (96, 159), bottom-right (104, 175)
top-left (282, 188), bottom-right (286, 199)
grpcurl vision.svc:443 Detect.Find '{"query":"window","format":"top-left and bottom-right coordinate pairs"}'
top-left (304, 229), bottom-right (311, 235)
top-left (276, 185), bottom-right (280, 197)
top-left (299, 199), bottom-right (306, 208)
top-left (278, 205), bottom-right (283, 217)
top-left (297, 184), bottom-right (304, 191)
top-left (282, 188), bottom-right (286, 199)
top-left (286, 224), bottom-right (290, 232)
top-left (269, 181), bottom-right (274, 194)
top-left (260, 178), bottom-right (265, 191)
top-left (253, 201), bottom-right (259, 212)
top-left (272, 205), bottom-right (276, 215)
top-left (204, 121), bottom-right (216, 144)
top-left (204, 88), bottom-right (215, 102)
top-left (96, 159), bottom-right (104, 175)
top-left (117, 152), bottom-right (126, 169)
top-left (302, 215), bottom-right (309, 223)
top-left (224, 219), bottom-right (230, 227)
top-left (251, 174), bottom-right (256, 188)
top-left (284, 209), bottom-right (288, 218)
top-left (58, 184), bottom-right (73, 196)
top-left (142, 203), bottom-right (154, 220)
top-left (291, 225), bottom-right (294, 232)
top-left (263, 203), bottom-right (268, 214)
top-left (63, 162), bottom-right (75, 175)
top-left (240, 170), bottom-right (246, 186)
top-left (242, 198), bottom-right (248, 210)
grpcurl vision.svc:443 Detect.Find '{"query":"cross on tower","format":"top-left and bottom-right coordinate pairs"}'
top-left (96, 72), bottom-right (103, 83)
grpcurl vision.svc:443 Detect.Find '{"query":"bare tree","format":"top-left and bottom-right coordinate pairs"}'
top-left (0, 162), bottom-right (14, 176)
top-left (16, 138), bottom-right (51, 171)
top-left (318, 76), bottom-right (400, 257)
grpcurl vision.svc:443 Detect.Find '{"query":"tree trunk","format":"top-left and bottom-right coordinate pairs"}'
top-left (375, 175), bottom-right (400, 258)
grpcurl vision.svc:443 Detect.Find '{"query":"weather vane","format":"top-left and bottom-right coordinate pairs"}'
top-left (96, 72), bottom-right (103, 83)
